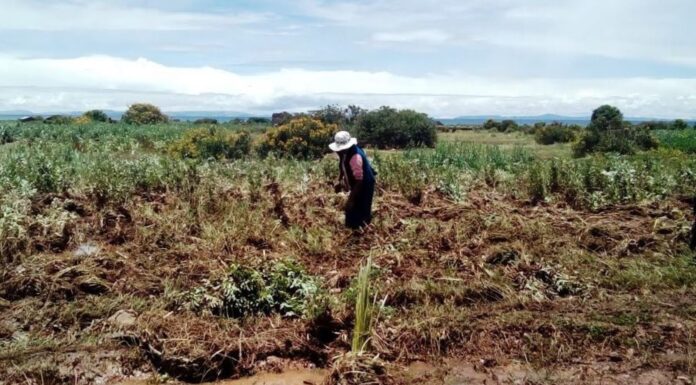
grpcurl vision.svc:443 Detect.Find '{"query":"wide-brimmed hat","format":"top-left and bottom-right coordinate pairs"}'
top-left (329, 131), bottom-right (357, 152)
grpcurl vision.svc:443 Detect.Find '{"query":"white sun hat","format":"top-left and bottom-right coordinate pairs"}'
top-left (329, 131), bottom-right (358, 152)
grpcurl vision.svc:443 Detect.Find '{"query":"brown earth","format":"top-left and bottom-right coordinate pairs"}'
top-left (1, 183), bottom-right (695, 384)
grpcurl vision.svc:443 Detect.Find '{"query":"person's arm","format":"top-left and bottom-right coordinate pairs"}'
top-left (345, 154), bottom-right (364, 211)
top-left (335, 154), bottom-right (346, 193)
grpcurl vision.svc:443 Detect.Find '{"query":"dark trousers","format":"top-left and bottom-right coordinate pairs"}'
top-left (345, 183), bottom-right (375, 229)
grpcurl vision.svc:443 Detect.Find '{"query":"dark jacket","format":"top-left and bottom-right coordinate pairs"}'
top-left (339, 145), bottom-right (376, 229)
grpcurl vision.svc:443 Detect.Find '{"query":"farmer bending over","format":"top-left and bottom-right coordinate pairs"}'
top-left (329, 131), bottom-right (376, 230)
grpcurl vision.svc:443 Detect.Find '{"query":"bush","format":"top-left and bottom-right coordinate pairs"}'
top-left (44, 115), bottom-right (74, 125)
top-left (247, 117), bottom-right (271, 124)
top-left (122, 103), bottom-right (168, 125)
top-left (500, 119), bottom-right (519, 132)
top-left (534, 123), bottom-right (578, 145)
top-left (271, 112), bottom-right (294, 126)
top-left (313, 104), bottom-right (347, 126)
top-left (193, 118), bottom-right (218, 125)
top-left (483, 119), bottom-right (501, 131)
top-left (168, 128), bottom-right (251, 160)
top-left (82, 110), bottom-right (109, 122)
top-left (180, 260), bottom-right (321, 318)
top-left (673, 119), bottom-right (689, 130)
top-left (355, 106), bottom-right (436, 149)
top-left (573, 105), bottom-right (658, 157)
top-left (257, 117), bottom-right (336, 159)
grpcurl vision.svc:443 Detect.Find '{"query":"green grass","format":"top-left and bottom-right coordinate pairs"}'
top-left (655, 129), bottom-right (696, 153)
top-left (439, 129), bottom-right (572, 158)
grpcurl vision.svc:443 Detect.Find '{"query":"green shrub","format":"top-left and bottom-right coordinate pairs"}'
top-left (655, 129), bottom-right (696, 153)
top-left (247, 117), bottom-right (271, 124)
top-left (500, 119), bottom-right (518, 132)
top-left (181, 260), bottom-right (321, 318)
top-left (573, 105), bottom-right (658, 157)
top-left (44, 115), bottom-right (74, 125)
top-left (672, 119), bottom-right (689, 130)
top-left (193, 118), bottom-right (218, 125)
top-left (122, 103), bottom-right (169, 125)
top-left (168, 128), bottom-right (251, 160)
top-left (82, 110), bottom-right (109, 123)
top-left (257, 117), bottom-right (335, 159)
top-left (355, 106), bottom-right (436, 149)
top-left (483, 119), bottom-right (501, 131)
top-left (534, 123), bottom-right (578, 145)
top-left (313, 104), bottom-right (347, 126)
top-left (0, 127), bottom-right (14, 144)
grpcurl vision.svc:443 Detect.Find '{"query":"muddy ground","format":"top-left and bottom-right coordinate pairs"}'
top-left (1, 181), bottom-right (695, 384)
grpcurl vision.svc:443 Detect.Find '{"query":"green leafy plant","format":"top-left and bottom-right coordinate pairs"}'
top-left (534, 123), bottom-right (578, 145)
top-left (168, 128), bottom-right (251, 160)
top-left (181, 260), bottom-right (321, 319)
top-left (352, 255), bottom-right (376, 353)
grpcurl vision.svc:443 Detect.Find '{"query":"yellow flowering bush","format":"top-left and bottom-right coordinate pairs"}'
top-left (168, 128), bottom-right (251, 160)
top-left (257, 117), bottom-right (336, 159)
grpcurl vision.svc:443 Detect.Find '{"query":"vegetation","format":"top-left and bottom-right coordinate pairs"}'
top-left (193, 118), bottom-right (219, 125)
top-left (355, 106), bottom-right (437, 149)
top-left (44, 115), bottom-right (74, 125)
top-left (351, 255), bottom-right (375, 353)
top-left (257, 116), bottom-right (335, 159)
top-left (0, 105), bottom-right (695, 383)
top-left (573, 105), bottom-right (658, 157)
top-left (168, 128), bottom-right (251, 160)
top-left (122, 103), bottom-right (169, 125)
top-left (179, 260), bottom-right (321, 318)
top-left (82, 109), bottom-right (110, 123)
top-left (534, 122), bottom-right (579, 144)
top-left (655, 129), bottom-right (696, 153)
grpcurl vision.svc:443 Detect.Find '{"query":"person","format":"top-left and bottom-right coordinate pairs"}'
top-left (329, 131), bottom-right (376, 230)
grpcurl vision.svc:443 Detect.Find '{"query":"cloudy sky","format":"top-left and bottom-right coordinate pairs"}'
top-left (1, 0), bottom-right (695, 118)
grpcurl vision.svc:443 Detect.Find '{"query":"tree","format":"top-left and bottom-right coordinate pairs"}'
top-left (355, 106), bottom-right (436, 149)
top-left (313, 104), bottom-right (346, 126)
top-left (83, 110), bottom-right (109, 122)
top-left (500, 119), bottom-right (518, 132)
top-left (193, 118), bottom-right (219, 125)
top-left (573, 105), bottom-right (658, 157)
top-left (483, 119), bottom-right (501, 131)
top-left (673, 119), bottom-right (688, 130)
top-left (590, 105), bottom-right (623, 131)
top-left (247, 117), bottom-right (271, 124)
top-left (122, 103), bottom-right (168, 125)
top-left (346, 105), bottom-right (367, 126)
top-left (271, 112), bottom-right (293, 126)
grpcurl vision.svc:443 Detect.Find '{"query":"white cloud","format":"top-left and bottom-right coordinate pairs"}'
top-left (300, 0), bottom-right (696, 65)
top-left (0, 55), bottom-right (694, 118)
top-left (0, 0), bottom-right (269, 30)
top-left (372, 30), bottom-right (451, 44)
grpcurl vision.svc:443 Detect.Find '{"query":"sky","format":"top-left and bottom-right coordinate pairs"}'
top-left (0, 0), bottom-right (695, 118)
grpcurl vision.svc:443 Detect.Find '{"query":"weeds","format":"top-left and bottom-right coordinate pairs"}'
top-left (1, 121), bottom-right (695, 383)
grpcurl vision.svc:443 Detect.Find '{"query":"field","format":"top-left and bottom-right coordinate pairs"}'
top-left (1, 122), bottom-right (696, 384)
